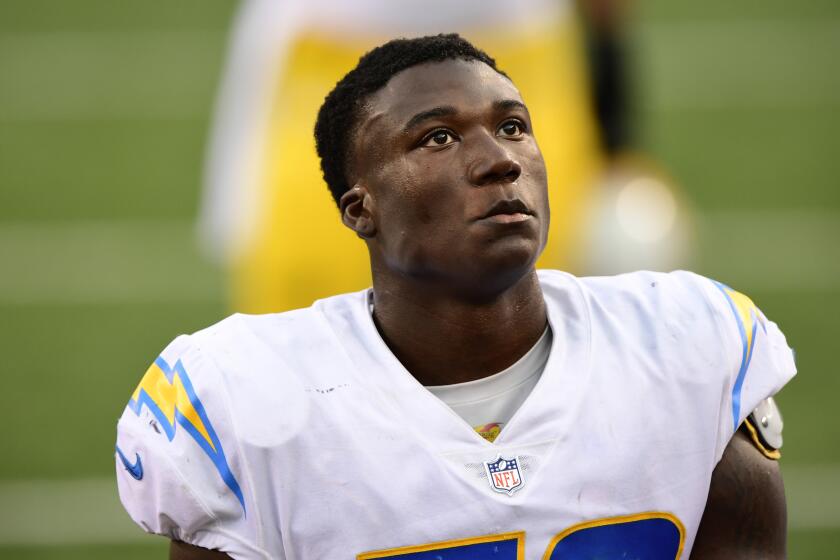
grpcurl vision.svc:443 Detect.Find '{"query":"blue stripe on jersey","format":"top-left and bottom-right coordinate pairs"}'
top-left (712, 280), bottom-right (760, 431)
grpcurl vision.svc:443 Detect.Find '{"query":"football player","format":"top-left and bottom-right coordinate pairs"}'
top-left (117, 35), bottom-right (795, 559)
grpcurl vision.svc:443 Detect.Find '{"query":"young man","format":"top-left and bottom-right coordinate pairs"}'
top-left (116, 35), bottom-right (795, 559)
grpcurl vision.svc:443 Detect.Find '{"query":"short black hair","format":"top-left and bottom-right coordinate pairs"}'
top-left (314, 33), bottom-right (506, 207)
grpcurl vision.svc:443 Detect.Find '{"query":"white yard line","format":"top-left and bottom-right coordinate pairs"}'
top-left (636, 20), bottom-right (840, 111)
top-left (0, 220), bottom-right (222, 305)
top-left (0, 478), bottom-right (150, 545)
top-left (695, 209), bottom-right (840, 293)
top-left (0, 465), bottom-right (837, 545)
top-left (0, 31), bottom-right (225, 121)
top-left (1, 21), bottom-right (839, 122)
top-left (1, 211), bottom-right (837, 305)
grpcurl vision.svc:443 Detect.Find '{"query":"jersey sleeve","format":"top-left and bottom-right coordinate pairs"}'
top-left (694, 275), bottom-right (797, 459)
top-left (115, 335), bottom-right (266, 558)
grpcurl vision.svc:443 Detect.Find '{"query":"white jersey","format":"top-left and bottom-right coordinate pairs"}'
top-left (115, 270), bottom-right (796, 559)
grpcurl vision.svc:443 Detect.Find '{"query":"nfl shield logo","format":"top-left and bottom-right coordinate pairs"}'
top-left (484, 455), bottom-right (524, 495)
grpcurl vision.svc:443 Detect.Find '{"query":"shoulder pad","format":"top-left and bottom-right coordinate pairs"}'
top-left (743, 397), bottom-right (783, 460)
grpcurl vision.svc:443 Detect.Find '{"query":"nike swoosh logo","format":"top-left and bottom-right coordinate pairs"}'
top-left (116, 445), bottom-right (143, 481)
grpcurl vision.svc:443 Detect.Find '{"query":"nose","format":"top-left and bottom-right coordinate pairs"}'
top-left (467, 135), bottom-right (522, 187)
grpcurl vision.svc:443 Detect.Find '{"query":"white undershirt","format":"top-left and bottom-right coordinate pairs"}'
top-left (425, 327), bottom-right (552, 435)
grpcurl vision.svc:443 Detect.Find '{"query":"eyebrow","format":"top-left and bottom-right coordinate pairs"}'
top-left (402, 106), bottom-right (457, 134)
top-left (400, 99), bottom-right (529, 134)
top-left (494, 99), bottom-right (528, 114)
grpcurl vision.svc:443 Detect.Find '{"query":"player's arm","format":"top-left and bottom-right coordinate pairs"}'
top-left (116, 335), bottom-right (254, 559)
top-left (690, 428), bottom-right (786, 559)
top-left (170, 540), bottom-right (232, 559)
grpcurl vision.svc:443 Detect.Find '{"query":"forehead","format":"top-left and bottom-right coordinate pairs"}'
top-left (362, 59), bottom-right (523, 133)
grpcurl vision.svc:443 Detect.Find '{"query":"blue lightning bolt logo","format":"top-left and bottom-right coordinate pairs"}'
top-left (127, 355), bottom-right (245, 513)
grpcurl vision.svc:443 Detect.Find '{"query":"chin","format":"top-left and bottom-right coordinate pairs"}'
top-left (399, 234), bottom-right (541, 298)
top-left (468, 240), bottom-right (541, 294)
top-left (483, 229), bottom-right (541, 262)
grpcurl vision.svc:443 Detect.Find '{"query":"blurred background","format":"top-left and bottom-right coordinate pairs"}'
top-left (1, 0), bottom-right (838, 557)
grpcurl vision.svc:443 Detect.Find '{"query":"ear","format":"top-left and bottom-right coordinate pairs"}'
top-left (340, 184), bottom-right (377, 239)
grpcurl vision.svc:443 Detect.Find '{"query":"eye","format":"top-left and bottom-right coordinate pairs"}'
top-left (498, 119), bottom-right (526, 138)
top-left (421, 129), bottom-right (457, 147)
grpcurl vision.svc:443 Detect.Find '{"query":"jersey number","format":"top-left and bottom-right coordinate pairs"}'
top-left (358, 512), bottom-right (684, 559)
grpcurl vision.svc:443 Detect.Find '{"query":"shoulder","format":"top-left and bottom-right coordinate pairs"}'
top-left (115, 330), bottom-right (256, 552)
top-left (115, 292), bottom-right (366, 555)
top-left (539, 269), bottom-right (783, 348)
top-left (572, 268), bottom-right (715, 305)
top-left (181, 290), bottom-right (369, 397)
top-left (190, 289), bottom-right (369, 357)
top-left (539, 269), bottom-right (722, 334)
top-left (540, 268), bottom-right (713, 300)
top-left (115, 290), bottom-right (368, 555)
top-left (543, 269), bottom-right (797, 457)
top-left (180, 288), bottom-right (370, 436)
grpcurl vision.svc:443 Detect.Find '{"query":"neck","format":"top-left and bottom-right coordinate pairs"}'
top-left (370, 269), bottom-right (547, 386)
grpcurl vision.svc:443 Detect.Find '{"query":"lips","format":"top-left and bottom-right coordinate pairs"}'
top-left (478, 199), bottom-right (532, 220)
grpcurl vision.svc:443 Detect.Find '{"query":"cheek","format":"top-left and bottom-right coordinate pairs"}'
top-left (527, 143), bottom-right (548, 181)
top-left (378, 155), bottom-right (424, 200)
top-left (519, 148), bottom-right (550, 236)
top-left (377, 157), bottom-right (453, 226)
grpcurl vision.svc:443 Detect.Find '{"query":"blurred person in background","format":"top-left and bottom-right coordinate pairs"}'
top-left (199, 0), bottom-right (691, 314)
top-left (575, 0), bottom-right (692, 275)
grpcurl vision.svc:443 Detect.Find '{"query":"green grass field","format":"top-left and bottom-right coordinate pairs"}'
top-left (1, 0), bottom-right (838, 556)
